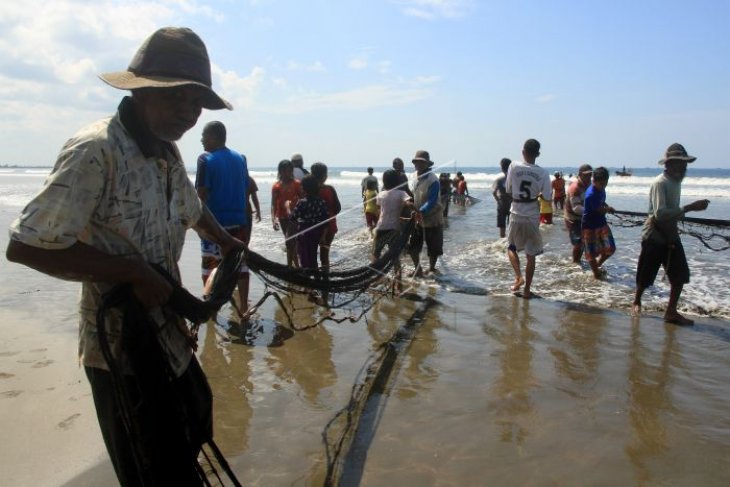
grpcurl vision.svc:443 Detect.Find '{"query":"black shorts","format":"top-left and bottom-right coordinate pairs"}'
top-left (408, 225), bottom-right (443, 258)
top-left (86, 359), bottom-right (209, 486)
top-left (635, 239), bottom-right (690, 288)
top-left (496, 207), bottom-right (510, 228)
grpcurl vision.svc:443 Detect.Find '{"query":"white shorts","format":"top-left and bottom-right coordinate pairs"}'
top-left (507, 214), bottom-right (543, 256)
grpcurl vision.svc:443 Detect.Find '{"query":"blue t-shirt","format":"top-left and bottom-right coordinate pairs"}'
top-left (196, 147), bottom-right (249, 227)
top-left (582, 185), bottom-right (607, 230)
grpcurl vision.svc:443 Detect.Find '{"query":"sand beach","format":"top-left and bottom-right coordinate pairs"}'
top-left (2, 168), bottom-right (730, 486)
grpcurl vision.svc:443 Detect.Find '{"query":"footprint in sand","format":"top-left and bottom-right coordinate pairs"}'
top-left (0, 372), bottom-right (15, 379)
top-left (30, 348), bottom-right (48, 352)
top-left (2, 390), bottom-right (23, 398)
top-left (0, 351), bottom-right (20, 357)
top-left (32, 360), bottom-right (54, 368)
top-left (57, 413), bottom-right (81, 430)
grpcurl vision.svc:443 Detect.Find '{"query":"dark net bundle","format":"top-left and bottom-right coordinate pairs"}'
top-left (247, 217), bottom-right (416, 296)
top-left (609, 210), bottom-right (730, 251)
top-left (231, 217), bottom-right (417, 331)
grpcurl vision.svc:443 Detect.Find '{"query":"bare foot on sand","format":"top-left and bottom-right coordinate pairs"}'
top-left (631, 303), bottom-right (641, 317)
top-left (511, 277), bottom-right (525, 292)
top-left (664, 312), bottom-right (694, 326)
top-left (512, 289), bottom-right (533, 299)
top-left (593, 268), bottom-right (608, 280)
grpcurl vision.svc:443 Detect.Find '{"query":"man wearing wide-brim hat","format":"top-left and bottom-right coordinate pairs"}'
top-left (409, 150), bottom-right (444, 276)
top-left (7, 27), bottom-right (243, 485)
top-left (632, 143), bottom-right (710, 325)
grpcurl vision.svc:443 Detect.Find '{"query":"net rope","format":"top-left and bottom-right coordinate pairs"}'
top-left (609, 210), bottom-right (730, 251)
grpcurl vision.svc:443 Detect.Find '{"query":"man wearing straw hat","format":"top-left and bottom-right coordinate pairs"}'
top-left (7, 27), bottom-right (243, 485)
top-left (632, 143), bottom-right (710, 325)
top-left (409, 150), bottom-right (444, 276)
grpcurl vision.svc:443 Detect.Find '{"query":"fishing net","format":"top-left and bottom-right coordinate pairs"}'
top-left (321, 296), bottom-right (437, 486)
top-left (237, 217), bottom-right (417, 330)
top-left (609, 210), bottom-right (730, 251)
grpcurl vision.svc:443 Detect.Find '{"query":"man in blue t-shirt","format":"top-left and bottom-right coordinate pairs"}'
top-left (195, 121), bottom-right (251, 319)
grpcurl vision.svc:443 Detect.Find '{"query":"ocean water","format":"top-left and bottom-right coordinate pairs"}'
top-left (2, 166), bottom-right (729, 319)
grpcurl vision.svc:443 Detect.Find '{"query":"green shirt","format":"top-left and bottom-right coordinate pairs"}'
top-left (641, 172), bottom-right (685, 244)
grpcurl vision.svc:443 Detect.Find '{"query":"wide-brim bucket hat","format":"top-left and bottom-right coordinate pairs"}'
top-left (412, 150), bottom-right (434, 167)
top-left (658, 143), bottom-right (696, 165)
top-left (99, 27), bottom-right (232, 110)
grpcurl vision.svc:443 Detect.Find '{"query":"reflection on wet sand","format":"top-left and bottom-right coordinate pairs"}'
top-left (395, 288), bottom-right (441, 401)
top-left (266, 295), bottom-right (337, 406)
top-left (489, 297), bottom-right (537, 445)
top-left (550, 304), bottom-right (606, 387)
top-left (626, 322), bottom-right (677, 485)
top-left (198, 316), bottom-right (254, 457)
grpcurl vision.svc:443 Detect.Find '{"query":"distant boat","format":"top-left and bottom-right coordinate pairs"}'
top-left (616, 166), bottom-right (632, 177)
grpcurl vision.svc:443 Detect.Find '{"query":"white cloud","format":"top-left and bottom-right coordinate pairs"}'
top-left (402, 7), bottom-right (436, 20)
top-left (167, 0), bottom-right (225, 22)
top-left (378, 61), bottom-right (393, 74)
top-left (215, 65), bottom-right (265, 110)
top-left (0, 1), bottom-right (226, 86)
top-left (396, 0), bottom-right (475, 20)
top-left (0, 1), bottom-right (237, 165)
top-left (536, 94), bottom-right (556, 103)
top-left (348, 58), bottom-right (368, 70)
top-left (413, 75), bottom-right (442, 85)
top-left (287, 60), bottom-right (327, 72)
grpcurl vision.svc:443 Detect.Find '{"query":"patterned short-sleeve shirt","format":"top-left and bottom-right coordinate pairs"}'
top-left (9, 99), bottom-right (202, 376)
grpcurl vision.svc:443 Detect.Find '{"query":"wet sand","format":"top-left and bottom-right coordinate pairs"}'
top-left (0, 309), bottom-right (113, 485)
top-left (2, 205), bottom-right (730, 485)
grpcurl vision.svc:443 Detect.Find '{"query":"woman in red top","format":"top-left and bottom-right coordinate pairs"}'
top-left (310, 162), bottom-right (341, 272)
top-left (271, 159), bottom-right (303, 267)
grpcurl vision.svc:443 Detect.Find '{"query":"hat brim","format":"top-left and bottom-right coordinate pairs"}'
top-left (412, 158), bottom-right (434, 166)
top-left (98, 72), bottom-right (232, 110)
top-left (658, 155), bottom-right (696, 165)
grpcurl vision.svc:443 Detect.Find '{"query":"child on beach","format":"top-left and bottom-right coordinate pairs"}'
top-left (363, 179), bottom-right (379, 236)
top-left (581, 167), bottom-right (616, 279)
top-left (538, 194), bottom-right (553, 224)
top-left (311, 162), bottom-right (341, 272)
top-left (373, 169), bottom-right (414, 290)
top-left (271, 159), bottom-right (303, 268)
top-left (289, 174), bottom-right (329, 269)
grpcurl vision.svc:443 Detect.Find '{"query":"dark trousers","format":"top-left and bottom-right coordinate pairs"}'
top-left (86, 359), bottom-right (208, 487)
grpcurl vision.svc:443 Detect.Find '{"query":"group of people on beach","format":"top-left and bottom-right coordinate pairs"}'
top-left (490, 139), bottom-right (710, 328)
top-left (3, 26), bottom-right (714, 486)
top-left (268, 150), bottom-right (444, 285)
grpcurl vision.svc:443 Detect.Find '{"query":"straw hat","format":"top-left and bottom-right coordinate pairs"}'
top-left (412, 150), bottom-right (434, 167)
top-left (658, 143), bottom-right (696, 165)
top-left (98, 27), bottom-right (231, 110)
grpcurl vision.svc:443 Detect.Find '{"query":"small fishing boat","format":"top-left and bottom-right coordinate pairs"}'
top-left (615, 166), bottom-right (632, 176)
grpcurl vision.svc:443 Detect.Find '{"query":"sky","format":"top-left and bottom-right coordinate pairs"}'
top-left (1, 0), bottom-right (729, 169)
